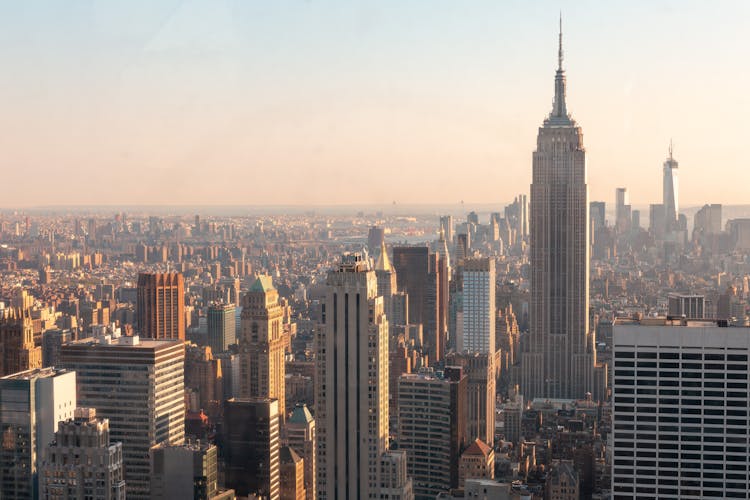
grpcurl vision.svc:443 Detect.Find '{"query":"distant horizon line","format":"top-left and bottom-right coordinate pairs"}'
top-left (1, 202), bottom-right (748, 218)
top-left (3, 202), bottom-right (748, 210)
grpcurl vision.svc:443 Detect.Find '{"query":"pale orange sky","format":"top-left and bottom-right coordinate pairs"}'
top-left (1, 1), bottom-right (748, 208)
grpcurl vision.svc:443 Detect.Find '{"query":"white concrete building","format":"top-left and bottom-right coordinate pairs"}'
top-left (612, 317), bottom-right (750, 499)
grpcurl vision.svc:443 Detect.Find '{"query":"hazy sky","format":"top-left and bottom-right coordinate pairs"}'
top-left (1, 1), bottom-right (748, 208)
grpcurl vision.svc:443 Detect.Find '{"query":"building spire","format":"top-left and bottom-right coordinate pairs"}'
top-left (549, 14), bottom-right (569, 122)
top-left (558, 12), bottom-right (563, 71)
top-left (668, 138), bottom-right (673, 160)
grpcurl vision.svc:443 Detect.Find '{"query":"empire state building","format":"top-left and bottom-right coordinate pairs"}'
top-left (520, 22), bottom-right (598, 400)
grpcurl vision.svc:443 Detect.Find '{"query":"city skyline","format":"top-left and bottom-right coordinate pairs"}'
top-left (2, 1), bottom-right (749, 207)
top-left (3, 5), bottom-right (750, 498)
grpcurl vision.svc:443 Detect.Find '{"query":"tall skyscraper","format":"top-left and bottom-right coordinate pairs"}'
top-left (504, 194), bottom-right (529, 241)
top-left (649, 203), bottom-right (666, 238)
top-left (368, 226), bottom-right (385, 254)
top-left (459, 258), bottom-right (495, 354)
top-left (207, 302), bottom-right (236, 353)
top-left (612, 317), bottom-right (750, 499)
top-left (41, 407), bottom-right (126, 500)
top-left (521, 22), bottom-right (597, 400)
top-left (398, 367), bottom-right (466, 496)
top-left (239, 276), bottom-right (286, 421)
top-left (434, 249), bottom-right (449, 363)
top-left (393, 246), bottom-right (429, 335)
top-left (426, 252), bottom-right (446, 363)
top-left (446, 352), bottom-right (495, 447)
top-left (589, 201), bottom-right (606, 238)
top-left (60, 336), bottom-right (185, 499)
top-left (693, 203), bottom-right (722, 237)
top-left (439, 215), bottom-right (454, 243)
top-left (0, 368), bottom-right (76, 500)
top-left (392, 246), bottom-right (444, 364)
top-left (315, 254), bottom-right (389, 498)
top-left (137, 272), bottom-right (185, 340)
top-left (375, 240), bottom-right (398, 335)
top-left (662, 141), bottom-right (679, 232)
top-left (615, 187), bottom-right (631, 234)
top-left (222, 397), bottom-right (280, 499)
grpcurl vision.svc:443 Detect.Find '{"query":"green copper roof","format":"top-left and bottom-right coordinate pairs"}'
top-left (249, 275), bottom-right (275, 293)
top-left (288, 404), bottom-right (314, 424)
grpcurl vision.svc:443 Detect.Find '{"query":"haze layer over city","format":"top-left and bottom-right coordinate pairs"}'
top-left (1, 3), bottom-right (750, 500)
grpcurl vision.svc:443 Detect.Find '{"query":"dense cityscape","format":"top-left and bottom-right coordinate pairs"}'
top-left (2, 14), bottom-right (750, 500)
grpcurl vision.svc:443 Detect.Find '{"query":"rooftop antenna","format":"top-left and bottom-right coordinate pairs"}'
top-left (668, 139), bottom-right (673, 160)
top-left (558, 12), bottom-right (563, 71)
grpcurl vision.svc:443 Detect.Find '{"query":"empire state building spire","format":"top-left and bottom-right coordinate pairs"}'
top-left (549, 15), bottom-right (570, 124)
top-left (558, 14), bottom-right (564, 71)
top-left (522, 17), bottom-right (599, 402)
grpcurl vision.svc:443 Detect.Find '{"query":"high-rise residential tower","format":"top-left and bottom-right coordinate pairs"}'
top-left (459, 258), bottom-right (495, 354)
top-left (239, 276), bottom-right (286, 421)
top-left (662, 141), bottom-right (679, 232)
top-left (521, 22), bottom-right (597, 400)
top-left (137, 272), bottom-right (185, 340)
top-left (315, 254), bottom-right (389, 498)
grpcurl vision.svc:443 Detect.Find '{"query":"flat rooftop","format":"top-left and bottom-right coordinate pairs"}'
top-left (65, 335), bottom-right (183, 349)
top-left (614, 316), bottom-right (741, 328)
top-left (1, 367), bottom-right (70, 380)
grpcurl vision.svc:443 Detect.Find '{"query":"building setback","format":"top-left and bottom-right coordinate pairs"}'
top-left (40, 407), bottom-right (126, 500)
top-left (521, 23), bottom-right (598, 400)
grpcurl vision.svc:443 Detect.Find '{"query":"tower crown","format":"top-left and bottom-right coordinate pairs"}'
top-left (546, 15), bottom-right (573, 126)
